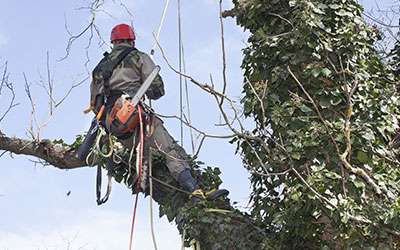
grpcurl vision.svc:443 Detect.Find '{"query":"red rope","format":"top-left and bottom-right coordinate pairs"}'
top-left (129, 106), bottom-right (144, 250)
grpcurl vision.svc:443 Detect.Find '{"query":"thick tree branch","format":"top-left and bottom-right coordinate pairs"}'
top-left (0, 136), bottom-right (86, 169)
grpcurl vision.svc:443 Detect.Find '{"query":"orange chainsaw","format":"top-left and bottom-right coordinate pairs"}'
top-left (77, 65), bottom-right (160, 161)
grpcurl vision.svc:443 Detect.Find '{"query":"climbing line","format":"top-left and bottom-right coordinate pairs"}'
top-left (181, 227), bottom-right (187, 250)
top-left (204, 208), bottom-right (233, 215)
top-left (183, 49), bottom-right (195, 154)
top-left (129, 106), bottom-right (145, 250)
top-left (149, 175), bottom-right (192, 196)
top-left (125, 131), bottom-right (138, 187)
top-left (150, 0), bottom-right (170, 59)
top-left (190, 239), bottom-right (201, 250)
top-left (177, 0), bottom-right (195, 153)
top-left (178, 0), bottom-right (183, 146)
top-left (149, 148), bottom-right (158, 250)
top-left (148, 0), bottom-right (169, 109)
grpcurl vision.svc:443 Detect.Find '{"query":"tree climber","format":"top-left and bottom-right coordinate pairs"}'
top-left (88, 24), bottom-right (229, 202)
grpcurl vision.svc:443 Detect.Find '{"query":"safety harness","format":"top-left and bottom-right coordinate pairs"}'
top-left (94, 47), bottom-right (136, 122)
top-left (94, 46), bottom-right (137, 205)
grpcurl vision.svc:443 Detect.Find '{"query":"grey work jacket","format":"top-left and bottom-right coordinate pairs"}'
top-left (90, 43), bottom-right (165, 111)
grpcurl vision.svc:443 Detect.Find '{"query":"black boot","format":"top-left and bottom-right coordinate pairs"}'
top-left (178, 169), bottom-right (229, 202)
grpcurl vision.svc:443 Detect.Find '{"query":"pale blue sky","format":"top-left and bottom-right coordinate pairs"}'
top-left (0, 0), bottom-right (397, 249)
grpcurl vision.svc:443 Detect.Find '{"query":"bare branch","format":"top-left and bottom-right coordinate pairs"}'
top-left (0, 150), bottom-right (7, 158)
top-left (23, 53), bottom-right (86, 141)
top-left (0, 62), bottom-right (19, 124)
top-left (62, 0), bottom-right (105, 60)
top-left (154, 33), bottom-right (287, 176)
top-left (156, 112), bottom-right (235, 159)
top-left (287, 66), bottom-right (340, 153)
top-left (338, 61), bottom-right (382, 195)
top-left (245, 76), bottom-right (268, 136)
top-left (24, 74), bottom-right (38, 141)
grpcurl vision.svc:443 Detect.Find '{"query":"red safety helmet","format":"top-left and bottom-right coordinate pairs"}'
top-left (110, 24), bottom-right (136, 42)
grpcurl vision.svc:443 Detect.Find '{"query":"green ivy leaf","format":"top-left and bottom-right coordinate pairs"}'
top-left (320, 98), bottom-right (331, 108)
top-left (356, 151), bottom-right (369, 163)
top-left (292, 152), bottom-right (301, 160)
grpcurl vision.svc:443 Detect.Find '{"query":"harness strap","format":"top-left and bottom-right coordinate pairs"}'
top-left (102, 47), bottom-right (136, 102)
top-left (96, 156), bottom-right (114, 205)
top-left (96, 136), bottom-right (114, 205)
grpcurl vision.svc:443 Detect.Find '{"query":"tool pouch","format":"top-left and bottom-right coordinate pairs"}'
top-left (108, 95), bottom-right (143, 134)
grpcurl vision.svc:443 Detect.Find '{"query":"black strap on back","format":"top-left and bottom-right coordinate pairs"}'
top-left (101, 47), bottom-right (136, 103)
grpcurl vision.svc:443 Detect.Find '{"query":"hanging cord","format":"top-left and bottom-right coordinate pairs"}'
top-left (129, 105), bottom-right (145, 250)
top-left (149, 0), bottom-right (169, 108)
top-left (125, 131), bottom-right (138, 187)
top-left (128, 0), bottom-right (169, 239)
top-left (149, 148), bottom-right (158, 250)
top-left (150, 0), bottom-right (170, 59)
top-left (190, 239), bottom-right (200, 250)
top-left (182, 47), bottom-right (195, 154)
top-left (181, 227), bottom-right (187, 250)
top-left (177, 0), bottom-right (195, 153)
top-left (178, 0), bottom-right (183, 147)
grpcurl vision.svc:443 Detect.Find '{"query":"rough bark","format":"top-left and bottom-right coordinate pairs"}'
top-left (0, 136), bottom-right (86, 169)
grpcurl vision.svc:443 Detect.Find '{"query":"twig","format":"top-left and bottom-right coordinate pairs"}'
top-left (287, 66), bottom-right (340, 153)
top-left (155, 112), bottom-right (234, 159)
top-left (154, 32), bottom-right (286, 175)
top-left (0, 62), bottom-right (19, 124)
top-left (245, 76), bottom-right (268, 136)
top-left (24, 75), bottom-right (38, 141)
top-left (61, 0), bottom-right (104, 60)
top-left (0, 150), bottom-right (7, 158)
top-left (23, 54), bottom-right (85, 142)
top-left (241, 153), bottom-right (290, 177)
top-left (152, 141), bottom-right (191, 163)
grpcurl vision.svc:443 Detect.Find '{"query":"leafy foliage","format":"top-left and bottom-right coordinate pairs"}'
top-left (65, 1), bottom-right (400, 249)
top-left (53, 134), bottom-right (84, 150)
top-left (233, 0), bottom-right (400, 248)
top-left (109, 147), bottom-right (266, 249)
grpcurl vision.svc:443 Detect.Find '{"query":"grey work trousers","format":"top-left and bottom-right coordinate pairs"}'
top-left (107, 115), bottom-right (188, 181)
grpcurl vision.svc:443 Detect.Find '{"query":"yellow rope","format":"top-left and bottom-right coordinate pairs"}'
top-left (189, 239), bottom-right (200, 250)
top-left (204, 208), bottom-right (233, 215)
top-left (149, 148), bottom-right (158, 250)
top-left (148, 0), bottom-right (169, 108)
top-left (181, 227), bottom-right (186, 250)
top-left (150, 0), bottom-right (170, 60)
top-left (126, 132), bottom-right (137, 187)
